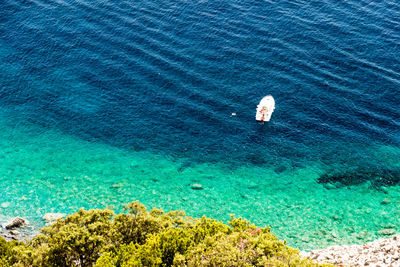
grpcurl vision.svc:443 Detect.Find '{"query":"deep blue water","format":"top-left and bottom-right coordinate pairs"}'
top-left (1, 1), bottom-right (400, 185)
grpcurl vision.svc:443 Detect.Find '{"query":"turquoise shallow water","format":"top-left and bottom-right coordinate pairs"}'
top-left (1, 108), bottom-right (399, 250)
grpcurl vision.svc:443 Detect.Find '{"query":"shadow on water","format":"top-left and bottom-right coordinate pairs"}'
top-left (318, 165), bottom-right (400, 191)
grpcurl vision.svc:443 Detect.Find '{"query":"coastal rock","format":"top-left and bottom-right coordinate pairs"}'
top-left (303, 234), bottom-right (400, 266)
top-left (299, 251), bottom-right (310, 258)
top-left (191, 183), bottom-right (203, 190)
top-left (9, 230), bottom-right (20, 236)
top-left (0, 228), bottom-right (31, 242)
top-left (43, 213), bottom-right (67, 222)
top-left (5, 217), bottom-right (28, 229)
top-left (378, 229), bottom-right (395, 236)
top-left (1, 232), bottom-right (18, 241)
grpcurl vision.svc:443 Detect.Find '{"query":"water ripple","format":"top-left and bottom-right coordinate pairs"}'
top-left (0, 0), bottom-right (399, 163)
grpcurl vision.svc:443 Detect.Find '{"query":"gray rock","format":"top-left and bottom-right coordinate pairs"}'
top-left (1, 233), bottom-right (18, 241)
top-left (5, 217), bottom-right (28, 229)
top-left (9, 230), bottom-right (19, 236)
top-left (301, 235), bottom-right (400, 266)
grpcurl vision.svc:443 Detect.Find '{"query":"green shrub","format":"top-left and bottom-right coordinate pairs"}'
top-left (0, 237), bottom-right (10, 267)
top-left (191, 216), bottom-right (230, 243)
top-left (0, 201), bottom-right (329, 267)
top-left (31, 208), bottom-right (115, 267)
top-left (0, 236), bottom-right (9, 258)
top-left (0, 237), bottom-right (32, 267)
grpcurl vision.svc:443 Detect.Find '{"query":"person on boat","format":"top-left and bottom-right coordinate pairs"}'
top-left (259, 106), bottom-right (269, 121)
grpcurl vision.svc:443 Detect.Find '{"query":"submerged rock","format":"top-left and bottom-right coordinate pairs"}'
top-left (380, 223), bottom-right (395, 229)
top-left (191, 184), bottom-right (203, 190)
top-left (43, 213), bottom-right (67, 222)
top-left (1, 202), bottom-right (11, 208)
top-left (356, 230), bottom-right (369, 240)
top-left (324, 183), bottom-right (337, 190)
top-left (381, 198), bottom-right (391, 205)
top-left (379, 229), bottom-right (395, 236)
top-left (274, 165), bottom-right (287, 174)
top-left (330, 214), bottom-right (340, 221)
top-left (110, 183), bottom-right (123, 189)
top-left (5, 217), bottom-right (28, 229)
top-left (247, 183), bottom-right (258, 190)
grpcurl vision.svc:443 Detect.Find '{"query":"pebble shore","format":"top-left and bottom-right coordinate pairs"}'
top-left (301, 235), bottom-right (400, 266)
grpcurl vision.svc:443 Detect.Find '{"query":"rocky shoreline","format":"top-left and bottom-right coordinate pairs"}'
top-left (0, 217), bottom-right (32, 242)
top-left (2, 215), bottom-right (399, 266)
top-left (1, 213), bottom-right (66, 242)
top-left (301, 235), bottom-right (400, 266)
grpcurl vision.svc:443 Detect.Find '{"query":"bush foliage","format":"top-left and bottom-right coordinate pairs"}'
top-left (0, 201), bottom-right (329, 267)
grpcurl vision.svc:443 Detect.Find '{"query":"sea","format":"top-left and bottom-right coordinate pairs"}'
top-left (0, 0), bottom-right (399, 250)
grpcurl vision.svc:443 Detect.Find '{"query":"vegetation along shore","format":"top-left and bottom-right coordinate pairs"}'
top-left (0, 201), bottom-right (331, 267)
top-left (2, 201), bottom-right (399, 266)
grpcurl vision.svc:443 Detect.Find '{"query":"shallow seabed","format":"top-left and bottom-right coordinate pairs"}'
top-left (1, 114), bottom-right (399, 251)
